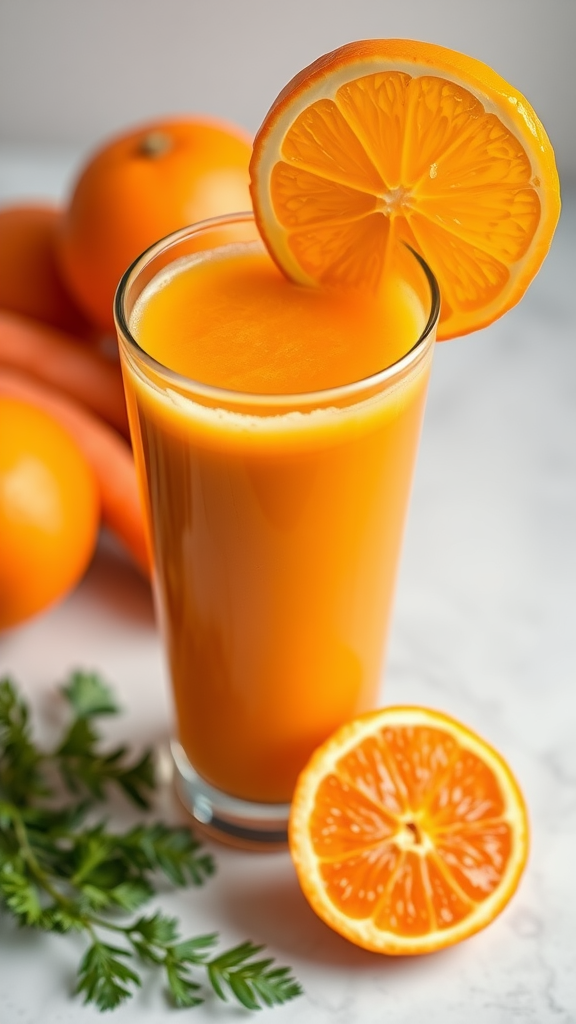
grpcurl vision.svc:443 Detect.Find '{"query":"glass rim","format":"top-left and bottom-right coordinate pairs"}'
top-left (114, 210), bottom-right (441, 410)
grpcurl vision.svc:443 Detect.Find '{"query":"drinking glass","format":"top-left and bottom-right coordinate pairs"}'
top-left (115, 212), bottom-right (440, 846)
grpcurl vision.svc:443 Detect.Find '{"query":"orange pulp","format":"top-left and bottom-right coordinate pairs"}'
top-left (124, 241), bottom-right (435, 803)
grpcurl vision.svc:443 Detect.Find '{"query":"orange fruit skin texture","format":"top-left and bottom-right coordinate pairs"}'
top-left (0, 204), bottom-right (94, 338)
top-left (289, 706), bottom-right (529, 955)
top-left (0, 397), bottom-right (99, 630)
top-left (57, 118), bottom-right (253, 333)
top-left (250, 39), bottom-right (561, 340)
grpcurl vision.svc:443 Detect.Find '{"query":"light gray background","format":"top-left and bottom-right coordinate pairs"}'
top-left (1, 0), bottom-right (575, 182)
top-left (1, 4), bottom-right (575, 1022)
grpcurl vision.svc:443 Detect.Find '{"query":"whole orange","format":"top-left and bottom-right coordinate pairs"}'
top-left (0, 204), bottom-right (93, 337)
top-left (57, 117), bottom-right (253, 332)
top-left (0, 397), bottom-right (100, 630)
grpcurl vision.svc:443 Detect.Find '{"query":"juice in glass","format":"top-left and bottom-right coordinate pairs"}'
top-left (115, 213), bottom-right (439, 844)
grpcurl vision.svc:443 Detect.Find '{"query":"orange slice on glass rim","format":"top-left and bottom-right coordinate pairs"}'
top-left (289, 706), bottom-right (529, 954)
top-left (250, 39), bottom-right (560, 339)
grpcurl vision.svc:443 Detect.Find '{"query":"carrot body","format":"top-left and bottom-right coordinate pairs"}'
top-left (0, 309), bottom-right (129, 437)
top-left (0, 368), bottom-right (150, 577)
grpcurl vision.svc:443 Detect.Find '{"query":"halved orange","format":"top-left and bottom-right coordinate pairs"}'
top-left (250, 39), bottom-right (560, 339)
top-left (289, 706), bottom-right (528, 954)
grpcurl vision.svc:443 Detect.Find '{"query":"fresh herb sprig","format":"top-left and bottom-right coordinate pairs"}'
top-left (0, 672), bottom-right (302, 1012)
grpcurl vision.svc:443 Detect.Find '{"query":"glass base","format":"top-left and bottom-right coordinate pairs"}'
top-left (171, 741), bottom-right (290, 849)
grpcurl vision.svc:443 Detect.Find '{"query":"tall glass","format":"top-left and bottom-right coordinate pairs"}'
top-left (115, 212), bottom-right (439, 846)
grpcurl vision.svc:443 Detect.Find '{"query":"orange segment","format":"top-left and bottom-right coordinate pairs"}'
top-left (270, 164), bottom-right (380, 227)
top-left (281, 100), bottom-right (385, 192)
top-left (288, 214), bottom-right (390, 290)
top-left (250, 39), bottom-right (560, 339)
top-left (335, 73), bottom-right (412, 187)
top-left (289, 706), bottom-right (528, 954)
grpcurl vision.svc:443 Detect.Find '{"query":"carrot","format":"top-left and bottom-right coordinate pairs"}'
top-left (0, 368), bottom-right (150, 577)
top-left (0, 309), bottom-right (129, 437)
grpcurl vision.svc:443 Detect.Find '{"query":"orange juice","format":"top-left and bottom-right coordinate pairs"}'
top-left (117, 215), bottom-right (438, 811)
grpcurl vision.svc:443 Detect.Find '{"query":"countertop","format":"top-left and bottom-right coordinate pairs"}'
top-left (0, 150), bottom-right (575, 1023)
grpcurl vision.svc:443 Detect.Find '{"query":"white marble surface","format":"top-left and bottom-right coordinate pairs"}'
top-left (0, 153), bottom-right (575, 1023)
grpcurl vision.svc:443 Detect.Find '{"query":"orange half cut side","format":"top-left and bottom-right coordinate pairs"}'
top-left (250, 39), bottom-right (560, 339)
top-left (289, 706), bottom-right (529, 954)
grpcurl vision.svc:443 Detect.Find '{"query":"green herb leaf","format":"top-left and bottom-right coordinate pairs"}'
top-left (62, 672), bottom-right (119, 718)
top-left (207, 941), bottom-right (303, 1010)
top-left (40, 905), bottom-right (87, 933)
top-left (131, 911), bottom-right (180, 947)
top-left (170, 933), bottom-right (219, 963)
top-left (0, 678), bottom-right (45, 803)
top-left (110, 879), bottom-right (154, 911)
top-left (56, 724), bottom-right (155, 809)
top-left (0, 674), bottom-right (302, 1014)
top-left (0, 861), bottom-right (43, 925)
top-left (76, 942), bottom-right (141, 1011)
top-left (118, 824), bottom-right (215, 886)
top-left (165, 957), bottom-right (204, 1008)
top-left (112, 750), bottom-right (156, 808)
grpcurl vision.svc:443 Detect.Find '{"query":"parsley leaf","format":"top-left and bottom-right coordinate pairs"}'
top-left (0, 673), bottom-right (302, 1014)
top-left (0, 678), bottom-right (45, 802)
top-left (207, 941), bottom-right (304, 1010)
top-left (76, 941), bottom-right (141, 1011)
top-left (62, 672), bottom-right (119, 718)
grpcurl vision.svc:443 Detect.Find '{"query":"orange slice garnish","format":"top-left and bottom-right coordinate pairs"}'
top-left (289, 706), bottom-right (528, 954)
top-left (250, 39), bottom-right (560, 339)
